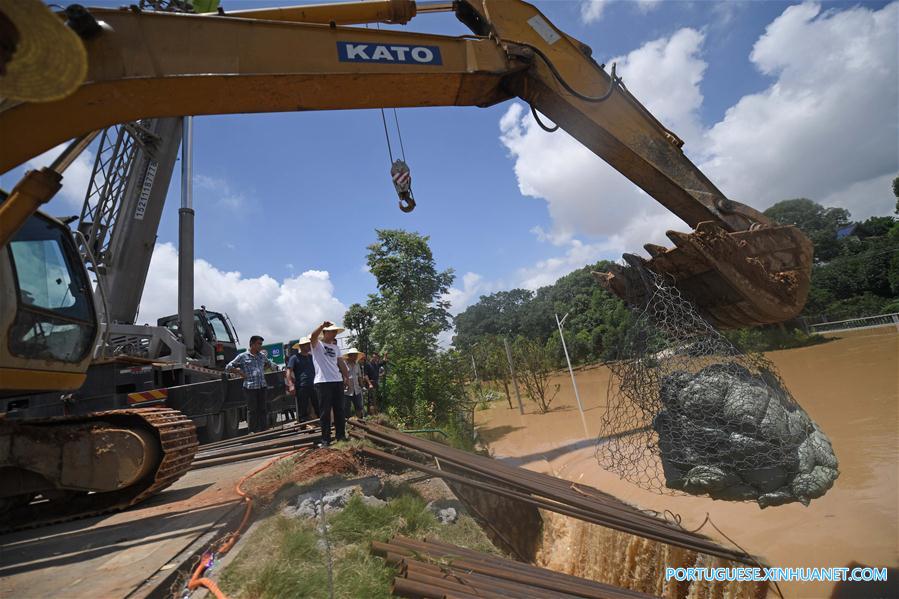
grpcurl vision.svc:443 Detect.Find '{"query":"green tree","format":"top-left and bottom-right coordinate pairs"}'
top-left (764, 198), bottom-right (850, 234)
top-left (764, 198), bottom-right (850, 262)
top-left (343, 303), bottom-right (375, 354)
top-left (361, 230), bottom-right (473, 436)
top-left (366, 229), bottom-right (454, 357)
top-left (470, 336), bottom-right (514, 409)
top-left (453, 289), bottom-right (534, 348)
top-left (892, 175), bottom-right (898, 214)
top-left (512, 336), bottom-right (559, 413)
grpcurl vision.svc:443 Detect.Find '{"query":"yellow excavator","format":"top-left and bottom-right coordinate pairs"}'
top-left (0, 0), bottom-right (813, 526)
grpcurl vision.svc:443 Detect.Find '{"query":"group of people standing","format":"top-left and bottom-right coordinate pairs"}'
top-left (291, 320), bottom-right (387, 446)
top-left (227, 321), bottom-right (386, 447)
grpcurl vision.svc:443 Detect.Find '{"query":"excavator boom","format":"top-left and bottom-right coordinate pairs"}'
top-left (0, 0), bottom-right (812, 329)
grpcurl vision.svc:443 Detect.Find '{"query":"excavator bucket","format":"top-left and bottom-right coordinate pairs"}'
top-left (595, 222), bottom-right (814, 329)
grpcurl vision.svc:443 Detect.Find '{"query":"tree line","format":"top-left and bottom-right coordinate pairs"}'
top-left (454, 192), bottom-right (899, 363)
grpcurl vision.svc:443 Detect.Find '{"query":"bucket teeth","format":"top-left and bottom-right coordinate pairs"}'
top-left (596, 223), bottom-right (812, 329)
top-left (643, 243), bottom-right (668, 258)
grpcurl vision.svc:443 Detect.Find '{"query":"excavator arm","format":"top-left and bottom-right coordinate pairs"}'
top-left (0, 0), bottom-right (812, 328)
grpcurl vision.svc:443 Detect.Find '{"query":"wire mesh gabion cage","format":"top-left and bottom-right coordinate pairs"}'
top-left (596, 270), bottom-right (839, 508)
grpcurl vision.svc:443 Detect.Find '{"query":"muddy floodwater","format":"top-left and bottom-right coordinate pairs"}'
top-left (475, 328), bottom-right (898, 598)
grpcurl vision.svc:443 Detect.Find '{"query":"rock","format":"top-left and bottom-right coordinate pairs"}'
top-left (722, 382), bottom-right (770, 434)
top-left (660, 457), bottom-right (687, 490)
top-left (757, 397), bottom-right (791, 442)
top-left (796, 429), bottom-right (837, 473)
top-left (791, 465), bottom-right (839, 502)
top-left (650, 362), bottom-right (838, 506)
top-left (724, 432), bottom-right (771, 465)
top-left (739, 466), bottom-right (789, 494)
top-left (679, 419), bottom-right (730, 459)
top-left (757, 489), bottom-right (794, 508)
top-left (426, 499), bottom-right (465, 524)
top-left (680, 375), bottom-right (728, 415)
top-left (810, 429), bottom-right (839, 469)
top-left (282, 497), bottom-right (320, 519)
top-left (282, 475), bottom-right (384, 518)
top-left (321, 486), bottom-right (370, 513)
top-left (659, 371), bottom-right (692, 409)
top-left (710, 483), bottom-right (758, 502)
top-left (360, 495), bottom-right (387, 509)
top-left (786, 409), bottom-right (812, 445)
top-left (435, 508), bottom-right (458, 525)
top-left (682, 465), bottom-right (738, 494)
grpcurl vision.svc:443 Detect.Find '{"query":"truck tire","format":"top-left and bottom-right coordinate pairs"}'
top-left (223, 408), bottom-right (241, 439)
top-left (199, 412), bottom-right (225, 444)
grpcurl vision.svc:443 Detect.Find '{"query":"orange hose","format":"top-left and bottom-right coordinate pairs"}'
top-left (184, 448), bottom-right (308, 598)
top-left (189, 578), bottom-right (227, 599)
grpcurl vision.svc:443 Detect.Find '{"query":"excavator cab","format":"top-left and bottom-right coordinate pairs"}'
top-left (0, 205), bottom-right (99, 397)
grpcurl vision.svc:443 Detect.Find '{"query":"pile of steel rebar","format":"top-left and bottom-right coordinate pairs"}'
top-left (374, 536), bottom-right (659, 599)
top-left (352, 421), bottom-right (757, 565)
top-left (191, 419), bottom-right (320, 469)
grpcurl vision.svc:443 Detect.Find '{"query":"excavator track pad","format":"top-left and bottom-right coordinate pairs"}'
top-left (0, 408), bottom-right (198, 532)
top-left (595, 222), bottom-right (813, 329)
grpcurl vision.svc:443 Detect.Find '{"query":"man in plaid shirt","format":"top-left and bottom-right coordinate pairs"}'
top-left (226, 335), bottom-right (279, 433)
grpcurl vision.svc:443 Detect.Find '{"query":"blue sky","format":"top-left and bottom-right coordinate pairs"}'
top-left (3, 0), bottom-right (897, 343)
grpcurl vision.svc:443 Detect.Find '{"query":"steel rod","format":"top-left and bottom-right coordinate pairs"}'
top-left (354, 422), bottom-right (756, 564)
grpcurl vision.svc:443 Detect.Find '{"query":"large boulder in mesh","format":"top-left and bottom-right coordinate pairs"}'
top-left (652, 364), bottom-right (838, 507)
top-left (597, 270), bottom-right (839, 508)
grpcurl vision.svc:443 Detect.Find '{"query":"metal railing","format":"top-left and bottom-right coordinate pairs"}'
top-left (809, 313), bottom-right (899, 334)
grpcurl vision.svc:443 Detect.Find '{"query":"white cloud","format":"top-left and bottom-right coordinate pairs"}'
top-left (137, 243), bottom-right (346, 344)
top-left (443, 272), bottom-right (491, 316)
top-left (820, 173), bottom-right (897, 221)
top-left (636, 0), bottom-right (662, 14)
top-left (530, 225), bottom-right (573, 247)
top-left (580, 0), bottom-right (662, 24)
top-left (195, 173), bottom-right (248, 209)
top-left (580, 0), bottom-right (609, 24)
top-left (26, 143), bottom-right (95, 211)
top-left (701, 2), bottom-right (899, 217)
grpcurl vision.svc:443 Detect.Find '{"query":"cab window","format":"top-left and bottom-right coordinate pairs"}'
top-left (207, 313), bottom-right (234, 343)
top-left (7, 215), bottom-right (96, 363)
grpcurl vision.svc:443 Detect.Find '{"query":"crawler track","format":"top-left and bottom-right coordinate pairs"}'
top-left (0, 408), bottom-right (198, 533)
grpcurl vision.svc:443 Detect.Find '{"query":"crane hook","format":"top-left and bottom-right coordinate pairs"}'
top-left (390, 159), bottom-right (415, 213)
top-left (398, 193), bottom-right (416, 213)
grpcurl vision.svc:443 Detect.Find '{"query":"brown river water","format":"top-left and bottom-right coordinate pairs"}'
top-left (475, 328), bottom-right (898, 598)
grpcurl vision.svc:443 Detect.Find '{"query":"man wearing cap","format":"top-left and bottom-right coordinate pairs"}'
top-left (342, 348), bottom-right (371, 421)
top-left (286, 337), bottom-right (318, 425)
top-left (310, 320), bottom-right (349, 446)
top-left (226, 335), bottom-right (279, 433)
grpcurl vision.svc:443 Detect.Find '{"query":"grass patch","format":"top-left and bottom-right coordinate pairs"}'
top-left (219, 480), bottom-right (502, 597)
top-left (329, 492), bottom-right (437, 545)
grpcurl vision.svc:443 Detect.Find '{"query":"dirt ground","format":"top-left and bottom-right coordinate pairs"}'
top-left (242, 447), bottom-right (366, 502)
top-left (475, 327), bottom-right (899, 598)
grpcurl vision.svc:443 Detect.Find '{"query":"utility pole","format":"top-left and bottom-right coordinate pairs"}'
top-left (556, 312), bottom-right (589, 437)
top-left (503, 337), bottom-right (524, 415)
top-left (178, 116), bottom-right (195, 353)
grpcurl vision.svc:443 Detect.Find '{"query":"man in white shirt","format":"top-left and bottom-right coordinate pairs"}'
top-left (309, 320), bottom-right (349, 446)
